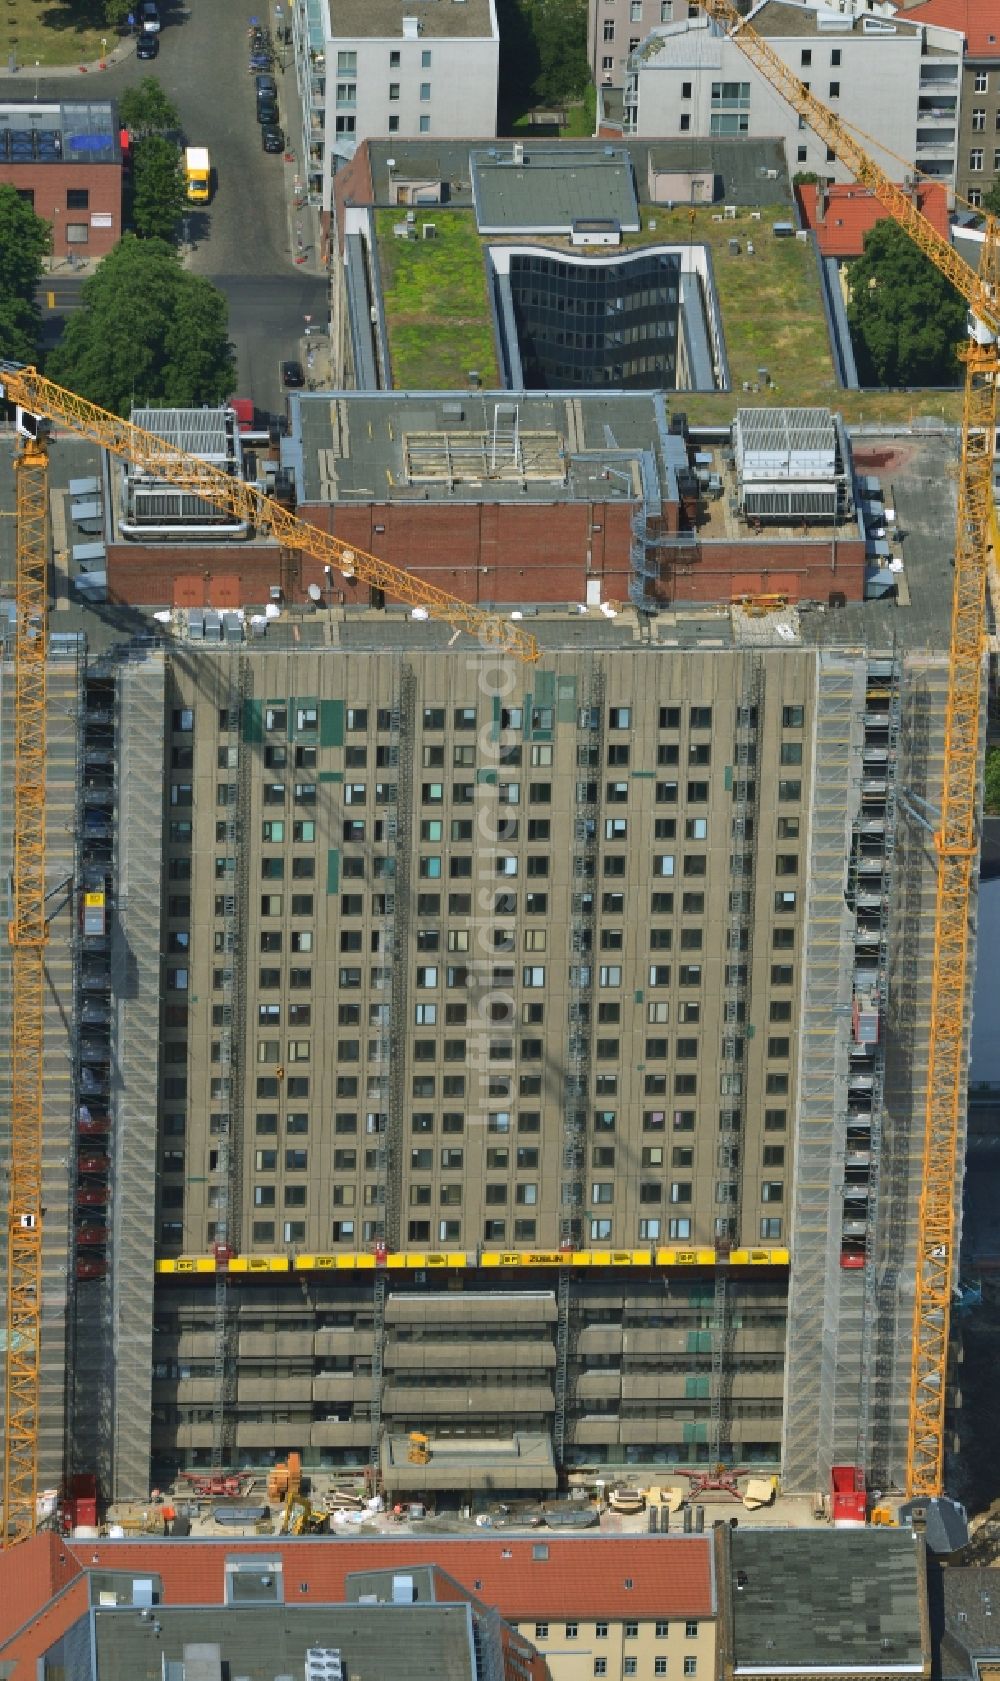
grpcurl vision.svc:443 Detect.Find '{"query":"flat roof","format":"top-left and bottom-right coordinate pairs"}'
top-left (0, 99), bottom-right (119, 163)
top-left (728, 1530), bottom-right (927, 1674)
top-left (329, 0), bottom-right (495, 39)
top-left (290, 389), bottom-right (669, 506)
top-left (471, 145), bottom-right (640, 232)
top-left (94, 1602), bottom-right (476, 1681)
top-left (352, 135), bottom-right (793, 211)
top-left (749, 0), bottom-right (924, 38)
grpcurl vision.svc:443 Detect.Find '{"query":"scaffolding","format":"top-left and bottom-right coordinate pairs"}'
top-left (211, 657), bottom-right (252, 1470)
top-left (782, 654), bottom-right (864, 1490)
top-left (105, 650), bottom-right (166, 1498)
top-left (370, 662), bottom-right (414, 1479)
top-left (852, 657), bottom-right (901, 1480)
top-left (710, 654), bottom-right (763, 1464)
top-left (562, 661), bottom-right (604, 1249)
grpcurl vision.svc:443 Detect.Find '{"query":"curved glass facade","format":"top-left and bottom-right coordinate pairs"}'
top-left (507, 249), bottom-right (681, 389)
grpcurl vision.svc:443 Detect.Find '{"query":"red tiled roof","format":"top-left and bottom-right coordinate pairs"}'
top-left (0, 1531), bottom-right (83, 1645)
top-left (63, 1533), bottom-right (713, 1619)
top-left (795, 180), bottom-right (951, 258)
top-left (905, 0), bottom-right (1000, 56)
top-left (0, 1532), bottom-right (713, 1677)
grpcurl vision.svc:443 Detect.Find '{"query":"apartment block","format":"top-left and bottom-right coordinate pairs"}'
top-left (291, 0), bottom-right (499, 212)
top-left (0, 419), bottom-right (963, 1510)
top-left (906, 0), bottom-right (1000, 206)
top-left (611, 2), bottom-right (963, 191)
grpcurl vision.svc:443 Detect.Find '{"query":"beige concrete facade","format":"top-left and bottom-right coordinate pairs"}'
top-left (159, 644), bottom-right (813, 1259)
top-left (516, 1612), bottom-right (715, 1681)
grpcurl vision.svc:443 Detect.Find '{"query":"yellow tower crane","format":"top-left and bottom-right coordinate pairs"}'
top-left (692, 0), bottom-right (1000, 1497)
top-left (0, 364), bottom-right (541, 665)
top-left (0, 361), bottom-right (541, 1547)
top-left (2, 411), bottom-right (50, 1546)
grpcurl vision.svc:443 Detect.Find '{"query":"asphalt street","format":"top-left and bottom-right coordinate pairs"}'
top-left (3, 0), bottom-right (326, 413)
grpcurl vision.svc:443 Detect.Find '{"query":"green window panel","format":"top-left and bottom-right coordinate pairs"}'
top-left (320, 699), bottom-right (344, 747)
top-left (327, 849), bottom-right (340, 894)
top-left (243, 699), bottom-right (263, 744)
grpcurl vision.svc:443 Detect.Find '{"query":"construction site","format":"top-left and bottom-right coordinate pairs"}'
top-left (0, 0), bottom-right (993, 1591)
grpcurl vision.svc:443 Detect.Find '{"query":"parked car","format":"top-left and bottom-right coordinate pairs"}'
top-left (282, 360), bottom-right (305, 388)
top-left (249, 46), bottom-right (273, 69)
top-left (136, 31), bottom-right (159, 56)
top-left (255, 72), bottom-right (277, 101)
top-left (257, 96), bottom-right (279, 126)
top-left (140, 1), bottom-right (160, 32)
top-left (76, 1257), bottom-right (107, 1281)
top-left (261, 124), bottom-right (284, 153)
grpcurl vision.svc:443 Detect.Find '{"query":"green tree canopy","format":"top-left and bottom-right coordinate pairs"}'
top-left (47, 236), bottom-right (234, 414)
top-left (132, 135), bottom-right (187, 241)
top-left (496, 0), bottom-right (588, 116)
top-left (846, 219), bottom-right (965, 387)
top-left (986, 746), bottom-right (1000, 816)
top-left (118, 76), bottom-right (181, 137)
top-left (0, 184), bottom-right (49, 361)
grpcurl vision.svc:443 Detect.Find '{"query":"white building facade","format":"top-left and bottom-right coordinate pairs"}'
top-left (293, 0), bottom-right (499, 209)
top-left (620, 3), bottom-right (963, 193)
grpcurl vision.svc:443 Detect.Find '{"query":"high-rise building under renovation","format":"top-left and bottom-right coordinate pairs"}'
top-left (0, 409), bottom-right (965, 1510)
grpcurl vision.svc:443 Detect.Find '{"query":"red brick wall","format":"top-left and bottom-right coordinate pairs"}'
top-left (659, 537), bottom-right (866, 604)
top-left (0, 163), bottom-right (122, 257)
top-left (106, 524), bottom-right (866, 609)
top-left (106, 500), bottom-right (636, 607)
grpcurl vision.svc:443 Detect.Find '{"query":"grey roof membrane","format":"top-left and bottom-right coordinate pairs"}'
top-left (329, 0), bottom-right (493, 39)
top-left (93, 1602), bottom-right (476, 1681)
top-left (471, 146), bottom-right (640, 231)
top-left (729, 1530), bottom-right (926, 1672)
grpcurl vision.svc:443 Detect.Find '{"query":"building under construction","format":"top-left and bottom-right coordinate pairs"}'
top-left (0, 404), bottom-right (969, 1509)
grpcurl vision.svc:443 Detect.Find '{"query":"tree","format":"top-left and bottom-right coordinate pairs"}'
top-left (530, 0), bottom-right (589, 103)
top-left (846, 219), bottom-right (965, 387)
top-left (132, 135), bottom-right (187, 241)
top-left (118, 77), bottom-right (180, 138)
top-left (0, 185), bottom-right (48, 363)
top-left (979, 181), bottom-right (1000, 219)
top-left (986, 746), bottom-right (1000, 816)
top-left (47, 236), bottom-right (235, 414)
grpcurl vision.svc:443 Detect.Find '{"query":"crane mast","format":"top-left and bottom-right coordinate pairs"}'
top-left (0, 358), bottom-right (540, 1542)
top-left (691, 0), bottom-right (999, 1496)
top-left (2, 422), bottom-right (50, 1546)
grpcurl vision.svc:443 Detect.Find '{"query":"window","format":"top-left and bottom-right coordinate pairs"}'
top-left (419, 114), bottom-right (430, 132)
top-left (420, 80), bottom-right (431, 99)
top-left (389, 80), bottom-right (400, 99)
top-left (971, 148), bottom-right (985, 172)
top-left (976, 70), bottom-right (989, 92)
top-left (828, 79), bottom-right (839, 96)
top-left (337, 48), bottom-right (356, 70)
top-left (625, 1664), bottom-right (637, 1679)
top-left (594, 1663), bottom-right (607, 1679)
top-left (684, 1665), bottom-right (697, 1678)
top-left (565, 1623), bottom-right (579, 1640)
top-left (535, 1625), bottom-right (549, 1640)
top-left (655, 1664), bottom-right (667, 1678)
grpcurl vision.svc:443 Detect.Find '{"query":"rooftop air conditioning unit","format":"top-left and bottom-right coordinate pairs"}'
top-left (422, 221), bottom-right (436, 238)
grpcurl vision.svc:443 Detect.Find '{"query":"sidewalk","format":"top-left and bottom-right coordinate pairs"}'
top-left (5, 29), bottom-right (138, 79)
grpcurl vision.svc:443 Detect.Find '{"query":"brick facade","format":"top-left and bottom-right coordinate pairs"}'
top-left (106, 513), bottom-right (866, 610)
top-left (0, 161), bottom-right (122, 259)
